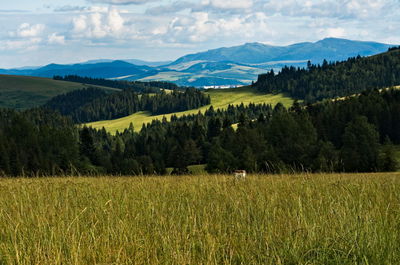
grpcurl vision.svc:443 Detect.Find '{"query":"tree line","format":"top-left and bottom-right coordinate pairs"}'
top-left (253, 48), bottom-right (400, 102)
top-left (44, 87), bottom-right (211, 123)
top-left (54, 75), bottom-right (178, 93)
top-left (1, 89), bottom-right (399, 177)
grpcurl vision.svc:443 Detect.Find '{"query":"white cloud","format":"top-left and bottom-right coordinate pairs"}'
top-left (72, 7), bottom-right (126, 39)
top-left (107, 8), bottom-right (124, 32)
top-left (54, 5), bottom-right (88, 12)
top-left (88, 0), bottom-right (153, 5)
top-left (203, 0), bottom-right (253, 9)
top-left (15, 23), bottom-right (45, 38)
top-left (73, 15), bottom-right (88, 32)
top-left (48, 33), bottom-right (66, 45)
top-left (163, 11), bottom-right (273, 43)
top-left (260, 0), bottom-right (397, 19)
top-left (325, 27), bottom-right (346, 38)
top-left (0, 38), bottom-right (42, 51)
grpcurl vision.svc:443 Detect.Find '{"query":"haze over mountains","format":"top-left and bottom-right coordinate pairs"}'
top-left (0, 38), bottom-right (394, 87)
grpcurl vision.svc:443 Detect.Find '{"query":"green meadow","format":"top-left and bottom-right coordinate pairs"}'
top-left (87, 86), bottom-right (294, 134)
top-left (1, 173), bottom-right (399, 264)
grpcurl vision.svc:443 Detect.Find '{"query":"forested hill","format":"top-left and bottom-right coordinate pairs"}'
top-left (44, 87), bottom-right (211, 123)
top-left (54, 75), bottom-right (178, 93)
top-left (253, 47), bottom-right (400, 102)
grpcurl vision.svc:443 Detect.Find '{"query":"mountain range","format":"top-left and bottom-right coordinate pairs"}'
top-left (0, 38), bottom-right (395, 87)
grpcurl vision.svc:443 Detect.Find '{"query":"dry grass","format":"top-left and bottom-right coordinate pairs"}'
top-left (1, 173), bottom-right (399, 264)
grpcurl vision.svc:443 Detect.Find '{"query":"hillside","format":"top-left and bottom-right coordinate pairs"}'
top-left (87, 86), bottom-right (294, 134)
top-left (0, 75), bottom-right (117, 110)
top-left (254, 47), bottom-right (400, 102)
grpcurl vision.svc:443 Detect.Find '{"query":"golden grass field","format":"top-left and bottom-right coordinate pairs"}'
top-left (1, 173), bottom-right (400, 264)
top-left (87, 86), bottom-right (294, 134)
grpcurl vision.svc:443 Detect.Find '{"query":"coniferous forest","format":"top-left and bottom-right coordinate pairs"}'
top-left (1, 88), bottom-right (399, 176)
top-left (44, 87), bottom-right (211, 122)
top-left (54, 75), bottom-right (179, 92)
top-left (254, 47), bottom-right (400, 102)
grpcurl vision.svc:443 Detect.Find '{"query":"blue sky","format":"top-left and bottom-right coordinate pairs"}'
top-left (0, 0), bottom-right (399, 68)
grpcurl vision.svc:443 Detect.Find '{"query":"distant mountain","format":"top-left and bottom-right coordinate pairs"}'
top-left (139, 38), bottom-right (395, 86)
top-left (82, 59), bottom-right (171, 67)
top-left (0, 38), bottom-right (395, 87)
top-left (0, 61), bottom-right (156, 79)
top-left (169, 38), bottom-right (393, 66)
top-left (123, 59), bottom-right (172, 67)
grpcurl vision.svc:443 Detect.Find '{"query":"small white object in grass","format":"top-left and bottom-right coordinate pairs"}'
top-left (234, 170), bottom-right (246, 179)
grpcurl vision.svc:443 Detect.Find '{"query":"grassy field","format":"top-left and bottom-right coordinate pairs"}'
top-left (87, 86), bottom-right (294, 134)
top-left (0, 173), bottom-right (399, 264)
top-left (0, 75), bottom-right (117, 110)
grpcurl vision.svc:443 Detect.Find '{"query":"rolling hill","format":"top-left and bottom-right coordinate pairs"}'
top-left (0, 38), bottom-right (395, 87)
top-left (0, 75), bottom-right (117, 110)
top-left (86, 86), bottom-right (294, 134)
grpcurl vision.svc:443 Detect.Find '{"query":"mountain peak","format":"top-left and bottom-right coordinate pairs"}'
top-left (243, 42), bottom-right (264, 46)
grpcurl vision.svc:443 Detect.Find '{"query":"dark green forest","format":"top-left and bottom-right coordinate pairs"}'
top-left (1, 89), bottom-right (399, 176)
top-left (54, 75), bottom-right (178, 92)
top-left (254, 47), bottom-right (400, 102)
top-left (44, 87), bottom-right (211, 122)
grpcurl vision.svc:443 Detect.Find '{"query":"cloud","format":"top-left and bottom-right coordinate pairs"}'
top-left (325, 27), bottom-right (346, 38)
top-left (107, 8), bottom-right (124, 32)
top-left (146, 2), bottom-right (195, 15)
top-left (260, 0), bottom-right (398, 19)
top-left (14, 23), bottom-right (45, 38)
top-left (146, 0), bottom-right (254, 15)
top-left (54, 6), bottom-right (89, 12)
top-left (202, 0), bottom-right (253, 10)
top-left (87, 0), bottom-right (154, 5)
top-left (0, 9), bottom-right (28, 13)
top-left (0, 38), bottom-right (42, 51)
top-left (163, 11), bottom-right (273, 43)
top-left (72, 7), bottom-right (127, 39)
top-left (48, 33), bottom-right (66, 45)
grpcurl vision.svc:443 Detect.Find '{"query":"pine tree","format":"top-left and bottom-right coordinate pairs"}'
top-left (341, 116), bottom-right (380, 172)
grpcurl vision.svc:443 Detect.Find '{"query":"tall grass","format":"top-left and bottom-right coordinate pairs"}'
top-left (1, 173), bottom-right (399, 264)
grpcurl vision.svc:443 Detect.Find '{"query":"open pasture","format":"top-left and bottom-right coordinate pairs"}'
top-left (0, 173), bottom-right (399, 264)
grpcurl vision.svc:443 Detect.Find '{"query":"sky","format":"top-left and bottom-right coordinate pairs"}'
top-left (0, 0), bottom-right (399, 68)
